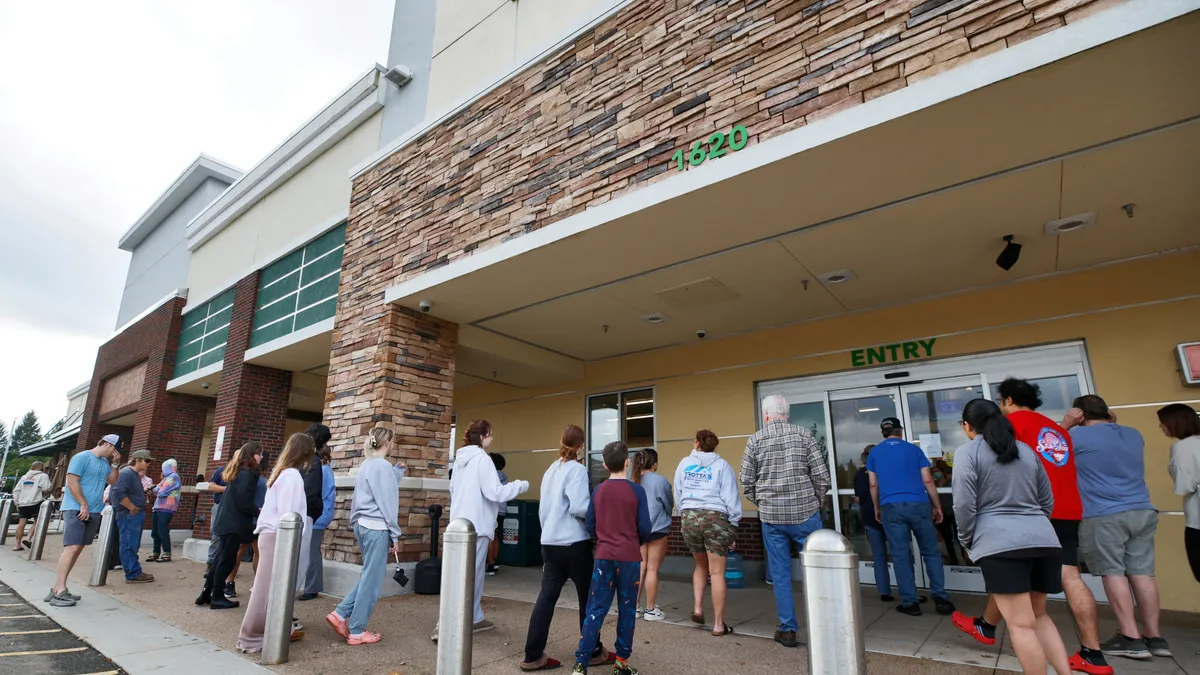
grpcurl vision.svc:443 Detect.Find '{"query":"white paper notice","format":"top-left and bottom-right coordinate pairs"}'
top-left (214, 426), bottom-right (226, 461)
top-left (919, 434), bottom-right (943, 459)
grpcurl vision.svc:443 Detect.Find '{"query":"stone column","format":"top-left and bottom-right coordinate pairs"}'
top-left (324, 303), bottom-right (456, 562)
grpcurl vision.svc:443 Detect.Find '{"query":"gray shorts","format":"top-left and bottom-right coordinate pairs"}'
top-left (62, 511), bottom-right (103, 547)
top-left (1080, 509), bottom-right (1157, 576)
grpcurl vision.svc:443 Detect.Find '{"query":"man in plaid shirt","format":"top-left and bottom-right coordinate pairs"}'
top-left (741, 394), bottom-right (831, 649)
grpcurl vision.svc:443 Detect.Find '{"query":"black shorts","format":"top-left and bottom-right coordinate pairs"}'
top-left (1051, 519), bottom-right (1080, 567)
top-left (646, 531), bottom-right (669, 543)
top-left (17, 504), bottom-right (40, 519)
top-left (978, 547), bottom-right (1064, 595)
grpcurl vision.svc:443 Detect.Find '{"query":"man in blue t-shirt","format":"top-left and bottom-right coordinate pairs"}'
top-left (866, 418), bottom-right (954, 617)
top-left (49, 434), bottom-right (122, 607)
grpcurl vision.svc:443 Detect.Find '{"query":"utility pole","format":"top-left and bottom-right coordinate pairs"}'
top-left (0, 417), bottom-right (15, 491)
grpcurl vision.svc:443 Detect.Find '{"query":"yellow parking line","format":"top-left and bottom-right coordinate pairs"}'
top-left (0, 629), bottom-right (62, 636)
top-left (0, 646), bottom-right (87, 657)
top-left (0, 615), bottom-right (44, 620)
top-left (74, 671), bottom-right (120, 675)
top-left (0, 603), bottom-right (24, 607)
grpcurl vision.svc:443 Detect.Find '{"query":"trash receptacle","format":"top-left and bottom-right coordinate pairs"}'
top-left (498, 500), bottom-right (541, 566)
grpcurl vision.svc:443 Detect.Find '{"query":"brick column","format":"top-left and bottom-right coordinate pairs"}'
top-left (196, 272), bottom-right (291, 538)
top-left (323, 304), bottom-right (457, 562)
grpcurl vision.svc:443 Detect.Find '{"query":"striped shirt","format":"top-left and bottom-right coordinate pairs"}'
top-left (740, 420), bottom-right (831, 525)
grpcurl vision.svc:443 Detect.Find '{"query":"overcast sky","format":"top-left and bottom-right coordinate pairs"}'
top-left (0, 0), bottom-right (394, 437)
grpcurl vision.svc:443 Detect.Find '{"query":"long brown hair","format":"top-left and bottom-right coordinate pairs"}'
top-left (630, 448), bottom-right (658, 484)
top-left (463, 420), bottom-right (492, 447)
top-left (269, 433), bottom-right (315, 487)
top-left (222, 442), bottom-right (261, 483)
top-left (558, 424), bottom-right (584, 462)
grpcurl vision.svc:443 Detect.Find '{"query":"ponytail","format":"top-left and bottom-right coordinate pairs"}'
top-left (364, 424), bottom-right (394, 455)
top-left (962, 398), bottom-right (1019, 464)
top-left (464, 420), bottom-right (492, 448)
top-left (630, 451), bottom-right (646, 484)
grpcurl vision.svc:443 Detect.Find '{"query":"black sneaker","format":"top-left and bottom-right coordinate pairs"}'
top-left (880, 594), bottom-right (895, 602)
top-left (225, 581), bottom-right (237, 598)
top-left (611, 665), bottom-right (638, 675)
top-left (933, 596), bottom-right (955, 616)
top-left (1143, 636), bottom-right (1171, 658)
top-left (1100, 632), bottom-right (1151, 660)
top-left (486, 563), bottom-right (498, 576)
top-left (571, 664), bottom-right (586, 675)
top-left (896, 602), bottom-right (922, 616)
top-left (774, 629), bottom-right (798, 648)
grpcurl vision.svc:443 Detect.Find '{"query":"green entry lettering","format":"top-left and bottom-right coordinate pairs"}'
top-left (851, 350), bottom-right (866, 367)
top-left (902, 342), bottom-right (920, 359)
top-left (886, 344), bottom-right (901, 361)
top-left (867, 347), bottom-right (886, 364)
top-left (919, 338), bottom-right (937, 357)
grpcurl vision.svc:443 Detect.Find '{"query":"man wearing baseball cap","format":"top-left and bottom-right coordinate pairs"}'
top-left (111, 450), bottom-right (156, 584)
top-left (47, 434), bottom-right (123, 606)
top-left (866, 417), bottom-right (955, 617)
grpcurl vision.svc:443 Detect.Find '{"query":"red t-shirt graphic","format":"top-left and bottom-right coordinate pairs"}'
top-left (1007, 410), bottom-right (1083, 521)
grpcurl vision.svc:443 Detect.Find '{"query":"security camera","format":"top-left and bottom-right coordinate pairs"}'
top-left (696, 329), bottom-right (707, 339)
top-left (418, 300), bottom-right (432, 313)
top-left (201, 382), bottom-right (210, 390)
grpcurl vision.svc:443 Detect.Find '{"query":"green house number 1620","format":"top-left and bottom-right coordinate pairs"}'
top-left (670, 125), bottom-right (749, 171)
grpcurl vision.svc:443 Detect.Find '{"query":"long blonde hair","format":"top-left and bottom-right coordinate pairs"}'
top-left (364, 425), bottom-right (394, 454)
top-left (269, 433), bottom-right (315, 487)
top-left (222, 442), bottom-right (260, 483)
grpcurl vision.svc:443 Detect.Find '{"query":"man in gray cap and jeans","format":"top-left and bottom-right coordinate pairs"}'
top-left (47, 434), bottom-right (122, 607)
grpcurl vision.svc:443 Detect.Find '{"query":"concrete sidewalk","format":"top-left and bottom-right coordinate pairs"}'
top-left (0, 534), bottom-right (1006, 675)
top-left (0, 546), bottom-right (272, 675)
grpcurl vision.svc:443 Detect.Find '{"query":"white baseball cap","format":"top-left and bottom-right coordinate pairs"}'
top-left (101, 434), bottom-right (121, 449)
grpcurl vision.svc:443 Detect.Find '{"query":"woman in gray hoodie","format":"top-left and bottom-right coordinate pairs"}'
top-left (953, 398), bottom-right (1070, 675)
top-left (632, 448), bottom-right (673, 622)
top-left (325, 425), bottom-right (405, 646)
top-left (673, 430), bottom-right (741, 636)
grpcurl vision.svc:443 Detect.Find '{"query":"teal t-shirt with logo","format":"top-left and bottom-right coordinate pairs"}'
top-left (61, 451), bottom-right (113, 513)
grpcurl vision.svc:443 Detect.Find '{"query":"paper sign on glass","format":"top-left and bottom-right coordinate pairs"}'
top-left (919, 434), bottom-right (943, 459)
top-left (214, 426), bottom-right (226, 461)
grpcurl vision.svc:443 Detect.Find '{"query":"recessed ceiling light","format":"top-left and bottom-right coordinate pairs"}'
top-left (817, 269), bottom-right (856, 284)
top-left (1044, 212), bottom-right (1096, 236)
top-left (639, 312), bottom-right (671, 324)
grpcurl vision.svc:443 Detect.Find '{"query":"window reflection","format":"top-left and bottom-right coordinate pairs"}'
top-left (988, 375), bottom-right (1082, 425)
top-left (830, 395), bottom-right (896, 489)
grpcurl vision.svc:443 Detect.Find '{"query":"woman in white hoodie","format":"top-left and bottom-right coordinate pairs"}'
top-left (674, 429), bottom-right (742, 637)
top-left (442, 420), bottom-right (528, 639)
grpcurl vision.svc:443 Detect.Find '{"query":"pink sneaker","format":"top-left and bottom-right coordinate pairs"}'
top-left (347, 631), bottom-right (381, 646)
top-left (325, 612), bottom-right (349, 639)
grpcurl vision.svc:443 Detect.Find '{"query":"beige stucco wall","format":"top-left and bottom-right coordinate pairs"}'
top-left (185, 112), bottom-right (383, 309)
top-left (427, 0), bottom-right (622, 116)
top-left (456, 249), bottom-right (1200, 612)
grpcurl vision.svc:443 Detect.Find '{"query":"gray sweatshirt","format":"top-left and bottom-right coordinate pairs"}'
top-left (951, 436), bottom-right (1058, 560)
top-left (640, 471), bottom-right (674, 534)
top-left (349, 457), bottom-right (402, 540)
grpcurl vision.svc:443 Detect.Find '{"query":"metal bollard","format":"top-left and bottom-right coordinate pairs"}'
top-left (437, 519), bottom-right (477, 675)
top-left (0, 499), bottom-right (14, 546)
top-left (801, 530), bottom-right (867, 675)
top-left (261, 512), bottom-right (303, 665)
top-left (88, 506), bottom-right (117, 586)
top-left (28, 499), bottom-right (54, 561)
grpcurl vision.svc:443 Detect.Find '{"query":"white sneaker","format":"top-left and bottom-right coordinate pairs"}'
top-left (636, 606), bottom-right (645, 619)
top-left (643, 607), bottom-right (666, 622)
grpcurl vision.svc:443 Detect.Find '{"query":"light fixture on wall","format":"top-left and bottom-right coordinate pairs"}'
top-left (995, 235), bottom-right (1021, 271)
top-left (1044, 212), bottom-right (1096, 236)
top-left (383, 64), bottom-right (414, 88)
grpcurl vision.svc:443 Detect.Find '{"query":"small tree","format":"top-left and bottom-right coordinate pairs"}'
top-left (0, 420), bottom-right (8, 452)
top-left (11, 411), bottom-right (41, 451)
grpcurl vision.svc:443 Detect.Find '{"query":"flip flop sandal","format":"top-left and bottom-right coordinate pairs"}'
top-left (520, 657), bottom-right (563, 671)
top-left (691, 612), bottom-right (705, 624)
top-left (157, 557), bottom-right (172, 563)
top-left (712, 624), bottom-right (735, 637)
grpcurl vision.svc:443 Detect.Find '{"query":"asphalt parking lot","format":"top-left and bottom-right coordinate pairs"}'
top-left (0, 579), bottom-right (125, 675)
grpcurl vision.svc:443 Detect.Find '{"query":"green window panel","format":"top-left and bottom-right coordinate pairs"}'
top-left (179, 321), bottom-right (206, 348)
top-left (205, 306), bottom-right (232, 334)
top-left (181, 310), bottom-right (208, 331)
top-left (198, 344), bottom-right (226, 369)
top-left (251, 315), bottom-right (296, 347)
top-left (201, 327), bottom-right (229, 355)
top-left (297, 274), bottom-right (339, 310)
top-left (304, 225), bottom-right (345, 260)
top-left (260, 249), bottom-right (304, 289)
top-left (255, 293), bottom-right (298, 327)
top-left (300, 249), bottom-right (342, 286)
top-left (257, 270), bottom-right (301, 309)
top-left (294, 297), bottom-right (337, 332)
top-left (175, 359), bottom-right (198, 378)
top-left (176, 338), bottom-right (204, 365)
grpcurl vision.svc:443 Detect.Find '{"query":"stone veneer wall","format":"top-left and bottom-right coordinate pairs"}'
top-left (325, 0), bottom-right (1118, 561)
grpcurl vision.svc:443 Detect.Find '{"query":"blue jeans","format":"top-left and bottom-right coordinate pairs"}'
top-left (575, 559), bottom-right (640, 664)
top-left (880, 501), bottom-right (947, 605)
top-left (151, 511), bottom-right (173, 556)
top-left (762, 512), bottom-right (823, 632)
top-left (865, 525), bottom-right (893, 596)
top-left (335, 524), bottom-right (389, 635)
top-left (117, 512), bottom-right (144, 580)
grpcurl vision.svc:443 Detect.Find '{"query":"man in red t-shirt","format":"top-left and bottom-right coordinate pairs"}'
top-left (952, 378), bottom-right (1111, 675)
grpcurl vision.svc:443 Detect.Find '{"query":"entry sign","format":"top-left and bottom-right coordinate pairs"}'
top-left (851, 338), bottom-right (936, 368)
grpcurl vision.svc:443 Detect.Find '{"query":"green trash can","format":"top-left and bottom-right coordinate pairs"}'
top-left (498, 500), bottom-right (541, 566)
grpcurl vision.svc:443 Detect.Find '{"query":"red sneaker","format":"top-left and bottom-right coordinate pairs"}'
top-left (326, 612), bottom-right (349, 639)
top-left (1069, 651), bottom-right (1114, 675)
top-left (951, 611), bottom-right (996, 646)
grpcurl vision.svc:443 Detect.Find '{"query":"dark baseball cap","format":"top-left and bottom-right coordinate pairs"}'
top-left (880, 417), bottom-right (903, 431)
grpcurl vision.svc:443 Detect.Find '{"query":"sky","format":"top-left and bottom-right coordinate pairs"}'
top-left (0, 0), bottom-right (395, 438)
